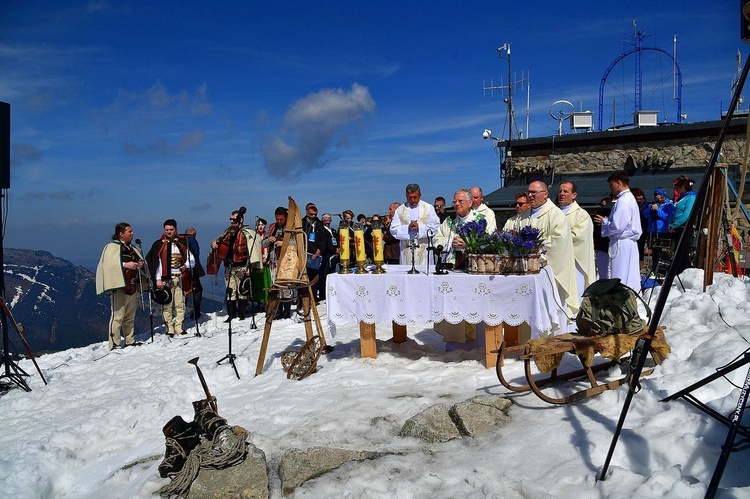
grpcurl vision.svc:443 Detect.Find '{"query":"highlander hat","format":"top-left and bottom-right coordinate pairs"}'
top-left (151, 287), bottom-right (172, 306)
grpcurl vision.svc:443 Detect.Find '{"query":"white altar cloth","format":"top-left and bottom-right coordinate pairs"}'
top-left (326, 265), bottom-right (566, 339)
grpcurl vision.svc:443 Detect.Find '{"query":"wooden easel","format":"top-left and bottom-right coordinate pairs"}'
top-left (255, 197), bottom-right (328, 376)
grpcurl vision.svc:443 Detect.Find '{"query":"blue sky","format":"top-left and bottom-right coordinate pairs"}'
top-left (1, 1), bottom-right (743, 267)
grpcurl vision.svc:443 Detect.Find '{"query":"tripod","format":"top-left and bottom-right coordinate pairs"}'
top-left (661, 351), bottom-right (750, 498)
top-left (0, 186), bottom-right (39, 392)
top-left (135, 239), bottom-right (156, 343)
top-left (217, 287), bottom-right (240, 379)
top-left (598, 50), bottom-right (750, 488)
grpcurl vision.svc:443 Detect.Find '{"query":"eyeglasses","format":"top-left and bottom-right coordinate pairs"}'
top-left (229, 218), bottom-right (239, 223)
top-left (452, 200), bottom-right (467, 206)
top-left (514, 202), bottom-right (528, 206)
top-left (527, 190), bottom-right (547, 196)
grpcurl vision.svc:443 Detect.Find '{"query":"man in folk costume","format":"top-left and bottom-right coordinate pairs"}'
top-left (594, 171), bottom-right (643, 291)
top-left (389, 183), bottom-right (440, 266)
top-left (183, 227), bottom-right (205, 321)
top-left (212, 208), bottom-right (263, 322)
top-left (263, 206), bottom-right (292, 319)
top-left (96, 222), bottom-right (145, 349)
top-left (470, 186), bottom-right (498, 233)
top-left (516, 180), bottom-right (579, 317)
top-left (147, 219), bottom-right (195, 337)
top-left (557, 181), bottom-right (596, 301)
top-left (433, 188), bottom-right (495, 344)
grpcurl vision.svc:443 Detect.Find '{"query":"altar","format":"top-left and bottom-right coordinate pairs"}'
top-left (326, 265), bottom-right (567, 367)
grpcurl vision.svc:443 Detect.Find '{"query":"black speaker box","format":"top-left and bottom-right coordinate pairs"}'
top-left (0, 101), bottom-right (9, 189)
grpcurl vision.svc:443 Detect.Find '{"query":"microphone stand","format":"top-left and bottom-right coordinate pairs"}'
top-left (407, 238), bottom-right (419, 274)
top-left (135, 239), bottom-right (155, 344)
top-left (433, 245), bottom-right (448, 275)
top-left (217, 286), bottom-right (240, 379)
top-left (425, 230), bottom-right (435, 276)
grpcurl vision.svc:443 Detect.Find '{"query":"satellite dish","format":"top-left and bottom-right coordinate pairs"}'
top-left (549, 100), bottom-right (575, 136)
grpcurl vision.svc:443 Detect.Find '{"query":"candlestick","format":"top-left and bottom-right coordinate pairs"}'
top-left (338, 221), bottom-right (350, 274)
top-left (371, 220), bottom-right (385, 274)
top-left (353, 222), bottom-right (367, 274)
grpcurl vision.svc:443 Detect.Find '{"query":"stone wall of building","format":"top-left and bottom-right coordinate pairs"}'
top-left (510, 135), bottom-right (746, 177)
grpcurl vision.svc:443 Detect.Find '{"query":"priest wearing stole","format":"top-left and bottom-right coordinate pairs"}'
top-left (389, 183), bottom-right (441, 266)
top-left (516, 180), bottom-right (579, 318)
top-left (557, 181), bottom-right (596, 301)
top-left (432, 188), bottom-right (496, 344)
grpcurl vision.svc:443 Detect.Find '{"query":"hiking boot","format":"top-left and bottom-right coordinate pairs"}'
top-left (158, 415), bottom-right (200, 478)
top-left (192, 401), bottom-right (227, 440)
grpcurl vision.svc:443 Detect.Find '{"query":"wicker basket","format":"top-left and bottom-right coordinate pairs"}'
top-left (467, 254), bottom-right (542, 275)
top-left (502, 254), bottom-right (542, 275)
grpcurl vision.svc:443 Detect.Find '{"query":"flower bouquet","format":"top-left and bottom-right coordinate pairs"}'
top-left (456, 218), bottom-right (496, 273)
top-left (497, 226), bottom-right (546, 274)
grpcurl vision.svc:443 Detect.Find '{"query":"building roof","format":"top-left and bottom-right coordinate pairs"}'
top-left (484, 166), bottom-right (717, 210)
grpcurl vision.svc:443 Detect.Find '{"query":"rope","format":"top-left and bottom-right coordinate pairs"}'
top-left (159, 424), bottom-right (249, 498)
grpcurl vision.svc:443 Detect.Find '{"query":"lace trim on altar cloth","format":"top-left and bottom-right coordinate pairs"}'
top-left (325, 266), bottom-right (562, 339)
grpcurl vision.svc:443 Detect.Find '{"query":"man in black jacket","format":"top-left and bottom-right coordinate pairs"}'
top-left (302, 202), bottom-right (324, 302)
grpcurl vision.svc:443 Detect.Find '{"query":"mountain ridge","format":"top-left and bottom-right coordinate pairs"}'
top-left (2, 248), bottom-right (222, 354)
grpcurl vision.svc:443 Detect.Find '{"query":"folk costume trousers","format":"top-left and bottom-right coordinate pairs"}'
top-left (225, 267), bottom-right (250, 301)
top-left (163, 274), bottom-right (186, 334)
top-left (109, 289), bottom-right (138, 348)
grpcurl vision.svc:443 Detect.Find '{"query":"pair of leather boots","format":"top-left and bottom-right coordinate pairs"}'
top-left (224, 300), bottom-right (247, 323)
top-left (157, 400), bottom-right (228, 478)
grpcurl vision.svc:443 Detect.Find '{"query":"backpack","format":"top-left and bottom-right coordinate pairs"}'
top-left (575, 279), bottom-right (650, 336)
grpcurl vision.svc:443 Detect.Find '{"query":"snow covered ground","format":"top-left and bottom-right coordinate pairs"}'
top-left (1, 269), bottom-right (750, 498)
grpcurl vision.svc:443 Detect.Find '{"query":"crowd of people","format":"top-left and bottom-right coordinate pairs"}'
top-left (94, 174), bottom-right (696, 349)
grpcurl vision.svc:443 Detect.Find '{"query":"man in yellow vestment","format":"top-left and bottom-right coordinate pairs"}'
top-left (516, 180), bottom-right (579, 317)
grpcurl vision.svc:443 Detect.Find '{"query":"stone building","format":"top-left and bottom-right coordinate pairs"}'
top-left (483, 117), bottom-right (749, 227)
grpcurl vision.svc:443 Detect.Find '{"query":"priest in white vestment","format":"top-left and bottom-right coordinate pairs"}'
top-left (516, 181), bottom-right (579, 317)
top-left (432, 188), bottom-right (493, 344)
top-left (470, 186), bottom-right (498, 233)
top-left (557, 181), bottom-right (596, 300)
top-left (390, 183), bottom-right (441, 266)
top-left (594, 172), bottom-right (643, 291)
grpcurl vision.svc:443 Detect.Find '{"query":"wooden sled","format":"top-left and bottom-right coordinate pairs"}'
top-left (494, 326), bottom-right (670, 404)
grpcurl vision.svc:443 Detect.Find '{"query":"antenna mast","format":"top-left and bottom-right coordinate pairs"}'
top-left (483, 43), bottom-right (529, 184)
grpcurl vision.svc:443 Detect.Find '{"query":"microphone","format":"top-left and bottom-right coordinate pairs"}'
top-left (135, 238), bottom-right (142, 245)
top-left (238, 206), bottom-right (247, 215)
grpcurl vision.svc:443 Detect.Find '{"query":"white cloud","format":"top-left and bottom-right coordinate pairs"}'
top-left (260, 83), bottom-right (376, 179)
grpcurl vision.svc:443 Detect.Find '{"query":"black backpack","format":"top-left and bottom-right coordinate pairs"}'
top-left (576, 279), bottom-right (650, 336)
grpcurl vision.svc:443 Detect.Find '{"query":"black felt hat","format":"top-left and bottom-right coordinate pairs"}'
top-left (151, 287), bottom-right (173, 306)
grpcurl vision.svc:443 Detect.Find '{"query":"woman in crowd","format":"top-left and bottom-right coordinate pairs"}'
top-left (251, 217), bottom-right (272, 311)
top-left (669, 176), bottom-right (697, 275)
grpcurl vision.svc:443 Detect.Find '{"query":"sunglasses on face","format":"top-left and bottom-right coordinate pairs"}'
top-left (230, 219), bottom-right (239, 223)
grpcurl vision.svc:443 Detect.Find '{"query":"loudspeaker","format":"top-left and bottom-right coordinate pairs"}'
top-left (0, 101), bottom-right (9, 189)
